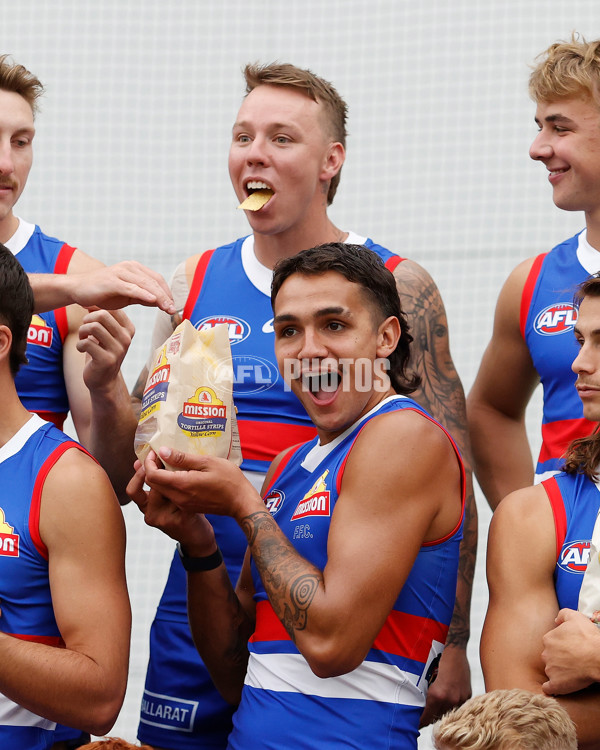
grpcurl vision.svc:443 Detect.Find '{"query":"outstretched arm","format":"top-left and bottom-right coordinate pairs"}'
top-left (29, 256), bottom-right (175, 314)
top-left (0, 448), bottom-right (130, 735)
top-left (393, 258), bottom-right (475, 723)
top-left (482, 485), bottom-right (600, 749)
top-left (467, 258), bottom-right (540, 509)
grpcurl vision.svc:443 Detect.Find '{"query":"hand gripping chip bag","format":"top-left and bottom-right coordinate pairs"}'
top-left (134, 319), bottom-right (242, 470)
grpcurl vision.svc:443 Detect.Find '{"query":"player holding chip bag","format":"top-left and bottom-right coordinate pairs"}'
top-left (131, 61), bottom-right (476, 749)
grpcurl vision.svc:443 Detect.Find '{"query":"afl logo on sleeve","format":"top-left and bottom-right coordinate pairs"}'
top-left (534, 303), bottom-right (578, 336)
top-left (557, 540), bottom-right (590, 573)
top-left (0, 509), bottom-right (19, 557)
top-left (27, 314), bottom-right (53, 348)
top-left (195, 316), bottom-right (250, 345)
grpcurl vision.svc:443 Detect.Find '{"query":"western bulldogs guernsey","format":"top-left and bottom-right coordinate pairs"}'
top-left (522, 230), bottom-right (599, 481)
top-left (0, 415), bottom-right (84, 750)
top-left (139, 234), bottom-right (405, 749)
top-left (228, 395), bottom-right (465, 750)
top-left (5, 220), bottom-right (75, 429)
top-left (542, 471), bottom-right (600, 609)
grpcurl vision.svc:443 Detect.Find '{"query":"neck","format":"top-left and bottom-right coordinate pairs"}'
top-left (586, 211), bottom-right (600, 251)
top-left (0, 379), bottom-right (34, 448)
top-left (0, 213), bottom-right (19, 246)
top-left (253, 217), bottom-right (348, 270)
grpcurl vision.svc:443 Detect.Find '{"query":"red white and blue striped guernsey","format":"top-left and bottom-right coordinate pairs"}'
top-left (5, 219), bottom-right (76, 430)
top-left (0, 415), bottom-right (87, 750)
top-left (227, 395), bottom-right (465, 750)
top-left (139, 233), bottom-right (406, 750)
top-left (521, 229), bottom-right (600, 481)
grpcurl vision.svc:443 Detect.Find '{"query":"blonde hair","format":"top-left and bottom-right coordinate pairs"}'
top-left (0, 54), bottom-right (44, 116)
top-left (432, 690), bottom-right (577, 750)
top-left (243, 62), bottom-right (347, 205)
top-left (529, 33), bottom-right (600, 104)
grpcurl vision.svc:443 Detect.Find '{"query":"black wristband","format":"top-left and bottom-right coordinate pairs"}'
top-left (177, 543), bottom-right (224, 572)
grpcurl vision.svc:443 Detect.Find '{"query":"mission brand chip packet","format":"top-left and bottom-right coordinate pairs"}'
top-left (134, 319), bottom-right (242, 470)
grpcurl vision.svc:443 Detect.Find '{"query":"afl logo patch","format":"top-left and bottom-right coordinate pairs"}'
top-left (557, 540), bottom-right (590, 574)
top-left (195, 316), bottom-right (250, 345)
top-left (534, 303), bottom-right (578, 336)
top-left (264, 489), bottom-right (284, 516)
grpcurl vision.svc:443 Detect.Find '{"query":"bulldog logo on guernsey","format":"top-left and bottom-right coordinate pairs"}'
top-left (196, 316), bottom-right (250, 345)
top-left (0, 508), bottom-right (19, 557)
top-left (291, 471), bottom-right (331, 521)
top-left (27, 314), bottom-right (53, 348)
top-left (177, 386), bottom-right (227, 435)
top-left (534, 303), bottom-right (578, 336)
top-left (558, 540), bottom-right (590, 573)
top-left (264, 489), bottom-right (285, 516)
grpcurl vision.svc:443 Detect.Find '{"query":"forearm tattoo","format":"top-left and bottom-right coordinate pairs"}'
top-left (242, 510), bottom-right (322, 642)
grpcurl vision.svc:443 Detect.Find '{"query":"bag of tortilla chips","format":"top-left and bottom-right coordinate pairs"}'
top-left (134, 319), bottom-right (241, 470)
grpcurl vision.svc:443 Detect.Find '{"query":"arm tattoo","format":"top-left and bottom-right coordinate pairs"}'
top-left (395, 260), bottom-right (476, 649)
top-left (241, 510), bottom-right (321, 642)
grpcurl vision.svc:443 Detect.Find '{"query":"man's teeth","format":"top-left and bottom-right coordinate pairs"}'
top-left (303, 372), bottom-right (340, 394)
top-left (246, 180), bottom-right (271, 190)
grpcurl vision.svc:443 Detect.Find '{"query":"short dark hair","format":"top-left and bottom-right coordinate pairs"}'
top-left (271, 243), bottom-right (420, 395)
top-left (0, 243), bottom-right (33, 375)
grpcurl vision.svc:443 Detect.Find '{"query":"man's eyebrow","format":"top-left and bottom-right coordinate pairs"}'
top-left (534, 113), bottom-right (576, 126)
top-left (273, 307), bottom-right (349, 324)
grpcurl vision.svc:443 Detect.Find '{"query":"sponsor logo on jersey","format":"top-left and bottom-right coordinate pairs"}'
top-left (291, 470), bottom-right (331, 520)
top-left (534, 303), bottom-right (578, 336)
top-left (264, 489), bottom-right (285, 515)
top-left (196, 316), bottom-right (250, 345)
top-left (262, 317), bottom-right (275, 334)
top-left (27, 314), bottom-right (53, 348)
top-left (177, 386), bottom-right (227, 435)
top-left (557, 540), bottom-right (590, 573)
top-left (0, 509), bottom-right (19, 557)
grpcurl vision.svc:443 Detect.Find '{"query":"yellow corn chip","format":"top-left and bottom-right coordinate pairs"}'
top-left (237, 190), bottom-right (273, 211)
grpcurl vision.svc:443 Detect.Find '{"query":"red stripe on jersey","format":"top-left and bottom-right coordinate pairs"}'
top-left (520, 253), bottom-right (548, 340)
top-left (238, 419), bottom-right (317, 465)
top-left (34, 410), bottom-right (67, 430)
top-left (29, 441), bottom-right (91, 560)
top-left (262, 444), bottom-right (302, 498)
top-left (250, 600), bottom-right (447, 663)
top-left (542, 476), bottom-right (568, 561)
top-left (384, 255), bottom-right (404, 272)
top-left (53, 243), bottom-right (76, 274)
top-left (9, 632), bottom-right (65, 647)
top-left (53, 244), bottom-right (77, 343)
top-left (183, 249), bottom-right (216, 322)
top-left (539, 418), bottom-right (595, 463)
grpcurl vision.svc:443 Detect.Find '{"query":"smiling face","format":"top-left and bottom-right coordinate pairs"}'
top-left (0, 89), bottom-right (34, 242)
top-left (273, 271), bottom-right (399, 444)
top-left (529, 95), bottom-right (600, 217)
top-left (228, 84), bottom-right (343, 240)
top-left (572, 294), bottom-right (600, 421)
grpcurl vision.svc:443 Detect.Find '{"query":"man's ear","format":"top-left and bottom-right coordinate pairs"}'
top-left (320, 141), bottom-right (345, 182)
top-left (376, 316), bottom-right (401, 358)
top-left (0, 325), bottom-right (12, 364)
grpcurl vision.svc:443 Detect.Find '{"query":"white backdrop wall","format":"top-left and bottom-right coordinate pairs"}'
top-left (2, 1), bottom-right (598, 744)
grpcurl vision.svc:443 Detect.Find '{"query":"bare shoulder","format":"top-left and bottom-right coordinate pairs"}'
top-left (392, 257), bottom-right (440, 302)
top-left (39, 445), bottom-right (124, 545)
top-left (185, 250), bottom-right (213, 288)
top-left (494, 255), bottom-right (540, 323)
